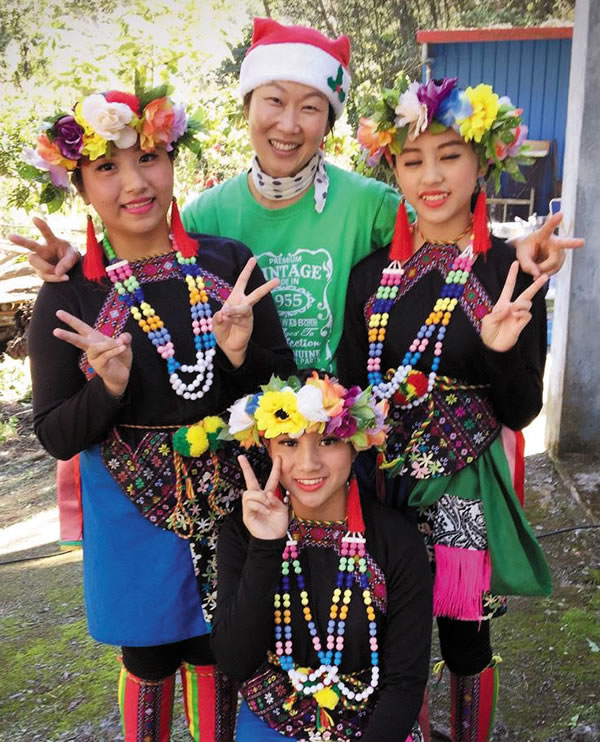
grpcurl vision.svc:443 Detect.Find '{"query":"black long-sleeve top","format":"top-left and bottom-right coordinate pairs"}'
top-left (28, 235), bottom-right (296, 459)
top-left (337, 236), bottom-right (546, 431)
top-left (211, 495), bottom-right (433, 741)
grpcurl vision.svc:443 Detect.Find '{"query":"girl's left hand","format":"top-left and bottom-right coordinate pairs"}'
top-left (481, 261), bottom-right (548, 352)
top-left (212, 257), bottom-right (279, 368)
top-left (514, 212), bottom-right (584, 278)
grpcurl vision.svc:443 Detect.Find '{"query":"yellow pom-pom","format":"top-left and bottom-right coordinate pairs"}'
top-left (202, 416), bottom-right (224, 434)
top-left (313, 686), bottom-right (339, 710)
top-left (185, 425), bottom-right (209, 457)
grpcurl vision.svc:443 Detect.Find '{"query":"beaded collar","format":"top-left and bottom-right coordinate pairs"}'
top-left (274, 479), bottom-right (380, 730)
top-left (250, 150), bottom-right (329, 213)
top-left (103, 234), bottom-right (217, 401)
top-left (367, 240), bottom-right (477, 406)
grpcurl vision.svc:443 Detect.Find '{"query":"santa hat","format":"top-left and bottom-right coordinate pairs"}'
top-left (239, 17), bottom-right (351, 118)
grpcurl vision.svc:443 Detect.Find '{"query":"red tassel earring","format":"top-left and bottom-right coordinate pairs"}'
top-left (389, 201), bottom-right (413, 263)
top-left (472, 189), bottom-right (491, 256)
top-left (346, 477), bottom-right (365, 534)
top-left (82, 214), bottom-right (107, 282)
top-left (170, 198), bottom-right (198, 259)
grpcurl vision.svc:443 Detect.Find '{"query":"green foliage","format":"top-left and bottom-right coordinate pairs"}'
top-left (0, 416), bottom-right (19, 443)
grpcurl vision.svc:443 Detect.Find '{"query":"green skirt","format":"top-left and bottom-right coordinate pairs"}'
top-left (408, 436), bottom-right (552, 598)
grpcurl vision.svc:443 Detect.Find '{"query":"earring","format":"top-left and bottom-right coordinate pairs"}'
top-left (170, 197), bottom-right (199, 259)
top-left (389, 200), bottom-right (413, 263)
top-left (82, 213), bottom-right (106, 282)
top-left (472, 188), bottom-right (491, 256)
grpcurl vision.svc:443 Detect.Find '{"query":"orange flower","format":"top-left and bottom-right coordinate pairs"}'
top-left (357, 117), bottom-right (396, 156)
top-left (36, 133), bottom-right (77, 170)
top-left (139, 97), bottom-right (175, 150)
top-left (306, 372), bottom-right (345, 418)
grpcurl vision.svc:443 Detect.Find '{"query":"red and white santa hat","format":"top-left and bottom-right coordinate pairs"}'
top-left (239, 17), bottom-right (351, 118)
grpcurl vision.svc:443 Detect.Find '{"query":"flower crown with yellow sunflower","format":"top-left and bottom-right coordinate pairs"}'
top-left (223, 373), bottom-right (388, 452)
top-left (20, 84), bottom-right (201, 212)
top-left (357, 74), bottom-right (532, 191)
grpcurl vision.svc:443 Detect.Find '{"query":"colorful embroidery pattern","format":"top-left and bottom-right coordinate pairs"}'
top-left (364, 243), bottom-right (493, 334)
top-left (417, 497), bottom-right (507, 621)
top-left (79, 252), bottom-right (232, 378)
top-left (289, 519), bottom-right (387, 613)
top-left (383, 379), bottom-right (501, 478)
top-left (243, 659), bottom-right (424, 741)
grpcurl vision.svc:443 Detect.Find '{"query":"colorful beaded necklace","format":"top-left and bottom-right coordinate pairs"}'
top-left (367, 238), bottom-right (476, 404)
top-left (274, 479), bottom-right (380, 712)
top-left (103, 235), bottom-right (217, 400)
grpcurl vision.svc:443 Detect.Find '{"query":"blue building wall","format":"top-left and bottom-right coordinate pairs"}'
top-left (426, 38), bottom-right (571, 183)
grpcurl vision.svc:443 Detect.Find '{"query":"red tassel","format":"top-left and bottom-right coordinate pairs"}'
top-left (346, 477), bottom-right (365, 533)
top-left (389, 201), bottom-right (413, 262)
top-left (472, 190), bottom-right (491, 256)
top-left (274, 485), bottom-right (285, 502)
top-left (82, 215), bottom-right (106, 282)
top-left (171, 198), bottom-right (198, 258)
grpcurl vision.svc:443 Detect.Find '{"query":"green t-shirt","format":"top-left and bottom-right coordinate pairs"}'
top-left (183, 164), bottom-right (400, 371)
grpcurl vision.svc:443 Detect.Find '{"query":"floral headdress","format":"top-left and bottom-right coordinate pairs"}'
top-left (224, 372), bottom-right (388, 451)
top-left (357, 75), bottom-right (531, 191)
top-left (20, 84), bottom-right (201, 212)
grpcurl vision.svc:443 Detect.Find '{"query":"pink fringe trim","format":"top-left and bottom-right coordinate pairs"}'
top-left (433, 544), bottom-right (491, 621)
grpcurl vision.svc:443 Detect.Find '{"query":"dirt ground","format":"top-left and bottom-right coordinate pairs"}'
top-left (1, 398), bottom-right (599, 741)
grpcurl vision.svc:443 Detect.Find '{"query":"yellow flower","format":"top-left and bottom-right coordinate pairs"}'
top-left (313, 686), bottom-right (339, 710)
top-left (255, 390), bottom-right (307, 439)
top-left (459, 84), bottom-right (499, 143)
top-left (73, 102), bottom-right (94, 136)
top-left (185, 425), bottom-right (209, 457)
top-left (82, 132), bottom-right (108, 161)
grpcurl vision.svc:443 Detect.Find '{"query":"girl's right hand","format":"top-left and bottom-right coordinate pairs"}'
top-left (238, 454), bottom-right (289, 541)
top-left (54, 310), bottom-right (132, 398)
top-left (7, 217), bottom-right (80, 282)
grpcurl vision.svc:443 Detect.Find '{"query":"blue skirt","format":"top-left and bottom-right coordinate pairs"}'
top-left (79, 446), bottom-right (208, 646)
top-left (236, 700), bottom-right (294, 740)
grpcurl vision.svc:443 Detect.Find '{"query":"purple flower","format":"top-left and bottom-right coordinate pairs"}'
top-left (327, 409), bottom-right (358, 439)
top-left (170, 104), bottom-right (187, 140)
top-left (366, 400), bottom-right (385, 432)
top-left (344, 386), bottom-right (363, 408)
top-left (417, 78), bottom-right (457, 124)
top-left (53, 116), bottom-right (84, 160)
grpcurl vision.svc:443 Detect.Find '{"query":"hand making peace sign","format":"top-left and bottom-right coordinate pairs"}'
top-left (238, 454), bottom-right (289, 541)
top-left (7, 217), bottom-right (80, 282)
top-left (53, 310), bottom-right (133, 398)
top-left (212, 257), bottom-right (280, 368)
top-left (481, 261), bottom-right (548, 353)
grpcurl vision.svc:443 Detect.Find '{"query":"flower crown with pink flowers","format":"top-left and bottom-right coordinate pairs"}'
top-left (223, 372), bottom-right (388, 452)
top-left (20, 85), bottom-right (201, 211)
top-left (357, 74), bottom-right (532, 191)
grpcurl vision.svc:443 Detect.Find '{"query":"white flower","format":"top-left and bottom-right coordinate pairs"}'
top-left (227, 396), bottom-right (254, 434)
top-left (81, 94), bottom-right (138, 149)
top-left (395, 82), bottom-right (429, 141)
top-left (296, 385), bottom-right (328, 423)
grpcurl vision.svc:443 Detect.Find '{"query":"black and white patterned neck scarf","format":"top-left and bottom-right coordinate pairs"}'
top-left (249, 150), bottom-right (329, 213)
